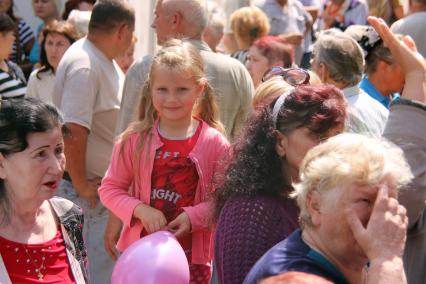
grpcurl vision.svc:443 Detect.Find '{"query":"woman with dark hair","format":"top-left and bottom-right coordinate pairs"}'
top-left (0, 12), bottom-right (26, 99)
top-left (0, 97), bottom-right (88, 283)
top-left (0, 0), bottom-right (35, 77)
top-left (27, 20), bottom-right (80, 103)
top-left (245, 36), bottom-right (294, 88)
top-left (62, 0), bottom-right (95, 20)
top-left (214, 78), bottom-right (347, 284)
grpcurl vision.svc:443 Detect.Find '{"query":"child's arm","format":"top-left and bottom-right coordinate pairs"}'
top-left (99, 136), bottom-right (143, 228)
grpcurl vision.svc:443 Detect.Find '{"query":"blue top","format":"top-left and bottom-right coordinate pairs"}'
top-left (243, 229), bottom-right (350, 284)
top-left (29, 23), bottom-right (44, 64)
top-left (359, 76), bottom-right (391, 109)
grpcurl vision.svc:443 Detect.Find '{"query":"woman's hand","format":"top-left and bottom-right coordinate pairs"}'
top-left (167, 212), bottom-right (191, 238)
top-left (368, 16), bottom-right (426, 103)
top-left (345, 184), bottom-right (408, 261)
top-left (133, 203), bottom-right (167, 234)
top-left (104, 212), bottom-right (122, 261)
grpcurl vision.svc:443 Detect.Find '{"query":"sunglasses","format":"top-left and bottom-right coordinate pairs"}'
top-left (262, 67), bottom-right (310, 86)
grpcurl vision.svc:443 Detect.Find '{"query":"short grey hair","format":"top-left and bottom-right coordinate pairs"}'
top-left (313, 30), bottom-right (365, 87)
top-left (162, 0), bottom-right (208, 35)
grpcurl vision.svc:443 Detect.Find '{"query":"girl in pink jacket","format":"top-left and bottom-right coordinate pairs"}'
top-left (99, 39), bottom-right (229, 283)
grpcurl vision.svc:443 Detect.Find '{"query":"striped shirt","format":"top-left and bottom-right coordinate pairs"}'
top-left (0, 60), bottom-right (27, 99)
top-left (9, 19), bottom-right (34, 64)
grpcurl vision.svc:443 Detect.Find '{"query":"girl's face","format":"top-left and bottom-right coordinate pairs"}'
top-left (44, 32), bottom-right (71, 71)
top-left (0, 127), bottom-right (65, 204)
top-left (246, 46), bottom-right (270, 88)
top-left (33, 0), bottom-right (58, 21)
top-left (0, 0), bottom-right (12, 13)
top-left (0, 31), bottom-right (15, 60)
top-left (151, 67), bottom-right (204, 125)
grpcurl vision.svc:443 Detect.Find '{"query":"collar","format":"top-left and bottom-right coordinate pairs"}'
top-left (307, 249), bottom-right (350, 284)
top-left (185, 39), bottom-right (212, 52)
top-left (359, 76), bottom-right (390, 109)
top-left (342, 84), bottom-right (361, 98)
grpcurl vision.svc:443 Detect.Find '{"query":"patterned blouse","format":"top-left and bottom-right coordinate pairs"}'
top-left (0, 197), bottom-right (88, 284)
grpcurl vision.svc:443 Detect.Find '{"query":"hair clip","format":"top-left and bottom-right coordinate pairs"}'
top-left (272, 89), bottom-right (294, 129)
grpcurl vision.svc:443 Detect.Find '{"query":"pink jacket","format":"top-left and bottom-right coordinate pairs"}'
top-left (99, 120), bottom-right (229, 264)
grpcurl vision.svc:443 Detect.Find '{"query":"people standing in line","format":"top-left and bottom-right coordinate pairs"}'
top-left (0, 12), bottom-right (26, 99)
top-left (27, 20), bottom-right (80, 104)
top-left (99, 40), bottom-right (230, 284)
top-left (30, 0), bottom-right (64, 65)
top-left (0, 0), bottom-right (35, 78)
top-left (0, 97), bottom-right (88, 284)
top-left (52, 1), bottom-right (135, 283)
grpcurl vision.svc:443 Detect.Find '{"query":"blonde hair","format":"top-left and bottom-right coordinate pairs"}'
top-left (252, 77), bottom-right (293, 108)
top-left (253, 73), bottom-right (322, 107)
top-left (292, 133), bottom-right (413, 228)
top-left (230, 6), bottom-right (270, 48)
top-left (121, 39), bottom-right (224, 150)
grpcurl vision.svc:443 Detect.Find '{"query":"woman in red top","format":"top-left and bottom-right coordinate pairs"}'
top-left (0, 97), bottom-right (88, 283)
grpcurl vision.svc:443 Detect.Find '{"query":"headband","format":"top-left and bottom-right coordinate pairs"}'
top-left (272, 89), bottom-right (293, 129)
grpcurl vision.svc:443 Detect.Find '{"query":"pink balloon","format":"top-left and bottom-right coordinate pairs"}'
top-left (111, 231), bottom-right (190, 284)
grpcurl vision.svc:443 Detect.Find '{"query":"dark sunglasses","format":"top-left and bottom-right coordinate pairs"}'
top-left (262, 66), bottom-right (310, 86)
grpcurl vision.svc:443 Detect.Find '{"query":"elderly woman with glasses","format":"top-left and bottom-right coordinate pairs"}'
top-left (213, 68), bottom-right (348, 284)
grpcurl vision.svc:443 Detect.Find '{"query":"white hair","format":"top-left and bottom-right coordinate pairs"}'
top-left (292, 133), bottom-right (413, 228)
top-left (162, 0), bottom-right (208, 35)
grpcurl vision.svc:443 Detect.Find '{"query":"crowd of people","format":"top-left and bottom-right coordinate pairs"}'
top-left (0, 0), bottom-right (425, 284)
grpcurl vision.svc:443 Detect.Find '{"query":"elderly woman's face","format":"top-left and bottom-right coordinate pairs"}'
top-left (312, 177), bottom-right (398, 264)
top-left (0, 127), bottom-right (65, 204)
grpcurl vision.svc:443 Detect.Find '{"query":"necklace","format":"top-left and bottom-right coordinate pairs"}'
top-left (22, 247), bottom-right (47, 280)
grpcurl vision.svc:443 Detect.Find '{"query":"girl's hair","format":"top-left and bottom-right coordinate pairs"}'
top-left (0, 12), bottom-right (15, 34)
top-left (214, 84), bottom-right (347, 219)
top-left (121, 39), bottom-right (224, 149)
top-left (252, 36), bottom-right (294, 68)
top-left (0, 97), bottom-right (65, 225)
top-left (37, 20), bottom-right (80, 78)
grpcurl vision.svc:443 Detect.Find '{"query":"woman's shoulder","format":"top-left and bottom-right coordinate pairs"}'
top-left (49, 197), bottom-right (83, 219)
